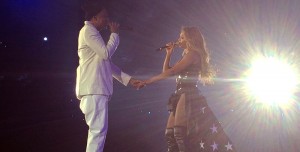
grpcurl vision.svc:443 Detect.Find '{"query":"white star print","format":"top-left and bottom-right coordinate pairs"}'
top-left (225, 142), bottom-right (233, 151)
top-left (199, 140), bottom-right (205, 149)
top-left (201, 107), bottom-right (206, 114)
top-left (211, 141), bottom-right (218, 151)
top-left (210, 124), bottom-right (218, 134)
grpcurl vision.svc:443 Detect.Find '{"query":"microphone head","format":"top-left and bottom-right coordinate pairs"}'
top-left (156, 48), bottom-right (164, 51)
top-left (156, 46), bottom-right (168, 51)
top-left (156, 42), bottom-right (178, 51)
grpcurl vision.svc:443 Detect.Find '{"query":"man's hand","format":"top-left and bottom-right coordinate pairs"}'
top-left (129, 78), bottom-right (146, 90)
top-left (108, 22), bottom-right (120, 34)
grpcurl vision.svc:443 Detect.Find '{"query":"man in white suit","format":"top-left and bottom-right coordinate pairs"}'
top-left (76, 1), bottom-right (143, 151)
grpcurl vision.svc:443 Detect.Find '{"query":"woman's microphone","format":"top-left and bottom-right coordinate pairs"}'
top-left (156, 42), bottom-right (178, 51)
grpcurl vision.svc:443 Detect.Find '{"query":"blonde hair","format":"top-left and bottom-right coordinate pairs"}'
top-left (181, 26), bottom-right (216, 85)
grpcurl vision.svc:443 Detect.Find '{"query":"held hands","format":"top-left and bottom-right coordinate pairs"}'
top-left (129, 78), bottom-right (153, 90)
top-left (129, 78), bottom-right (146, 90)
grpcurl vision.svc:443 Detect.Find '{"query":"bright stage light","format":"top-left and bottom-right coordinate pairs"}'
top-left (244, 57), bottom-right (299, 107)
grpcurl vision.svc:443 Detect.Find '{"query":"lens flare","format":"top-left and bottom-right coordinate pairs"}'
top-left (243, 57), bottom-right (299, 107)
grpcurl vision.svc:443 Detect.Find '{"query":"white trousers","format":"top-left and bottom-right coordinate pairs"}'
top-left (80, 95), bottom-right (109, 152)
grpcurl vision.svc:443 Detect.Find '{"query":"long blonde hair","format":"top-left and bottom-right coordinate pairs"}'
top-left (181, 27), bottom-right (215, 85)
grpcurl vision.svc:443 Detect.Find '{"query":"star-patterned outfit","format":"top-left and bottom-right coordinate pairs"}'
top-left (167, 57), bottom-right (236, 152)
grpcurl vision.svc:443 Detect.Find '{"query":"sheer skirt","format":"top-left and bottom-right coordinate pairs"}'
top-left (167, 87), bottom-right (237, 152)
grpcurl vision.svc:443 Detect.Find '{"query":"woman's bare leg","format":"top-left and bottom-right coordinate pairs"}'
top-left (174, 94), bottom-right (188, 152)
top-left (174, 94), bottom-right (187, 126)
top-left (166, 112), bottom-right (175, 128)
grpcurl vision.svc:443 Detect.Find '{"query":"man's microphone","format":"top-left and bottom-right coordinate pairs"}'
top-left (156, 42), bottom-right (178, 51)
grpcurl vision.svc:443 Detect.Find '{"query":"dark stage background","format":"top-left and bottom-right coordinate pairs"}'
top-left (1, 0), bottom-right (300, 152)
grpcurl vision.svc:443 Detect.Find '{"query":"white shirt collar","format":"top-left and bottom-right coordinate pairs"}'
top-left (84, 21), bottom-right (98, 31)
top-left (85, 21), bottom-right (93, 26)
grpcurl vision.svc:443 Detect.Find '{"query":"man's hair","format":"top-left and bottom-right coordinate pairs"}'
top-left (82, 0), bottom-right (108, 20)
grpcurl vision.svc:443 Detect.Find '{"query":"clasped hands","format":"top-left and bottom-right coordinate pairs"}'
top-left (129, 78), bottom-right (148, 90)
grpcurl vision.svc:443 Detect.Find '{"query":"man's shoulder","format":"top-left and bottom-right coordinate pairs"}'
top-left (81, 23), bottom-right (97, 34)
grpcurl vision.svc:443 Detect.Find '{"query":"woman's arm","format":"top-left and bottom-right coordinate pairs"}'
top-left (162, 42), bottom-right (177, 72)
top-left (162, 53), bottom-right (172, 72)
top-left (146, 51), bottom-right (197, 84)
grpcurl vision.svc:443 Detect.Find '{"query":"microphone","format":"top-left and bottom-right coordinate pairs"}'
top-left (156, 42), bottom-right (178, 51)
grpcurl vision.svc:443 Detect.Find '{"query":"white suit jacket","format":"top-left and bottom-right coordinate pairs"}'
top-left (76, 21), bottom-right (131, 100)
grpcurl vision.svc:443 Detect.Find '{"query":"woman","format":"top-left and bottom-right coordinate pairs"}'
top-left (144, 27), bottom-right (236, 152)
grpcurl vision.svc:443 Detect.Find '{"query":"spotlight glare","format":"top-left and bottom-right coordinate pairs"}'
top-left (244, 57), bottom-right (299, 107)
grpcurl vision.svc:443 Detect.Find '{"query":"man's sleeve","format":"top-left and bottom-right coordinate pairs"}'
top-left (107, 33), bottom-right (119, 58)
top-left (110, 61), bottom-right (132, 86)
top-left (84, 28), bottom-right (119, 59)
